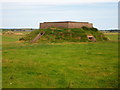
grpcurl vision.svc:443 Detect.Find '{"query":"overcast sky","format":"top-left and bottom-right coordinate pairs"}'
top-left (118, 1), bottom-right (120, 29)
top-left (0, 0), bottom-right (118, 30)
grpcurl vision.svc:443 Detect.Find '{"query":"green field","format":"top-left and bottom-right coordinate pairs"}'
top-left (2, 31), bottom-right (118, 88)
top-left (104, 33), bottom-right (118, 41)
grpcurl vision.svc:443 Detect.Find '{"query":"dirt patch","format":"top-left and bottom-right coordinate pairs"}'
top-left (3, 31), bottom-right (24, 35)
top-left (48, 42), bottom-right (90, 45)
top-left (3, 31), bottom-right (14, 35)
top-left (14, 33), bottom-right (24, 35)
top-left (0, 33), bottom-right (2, 35)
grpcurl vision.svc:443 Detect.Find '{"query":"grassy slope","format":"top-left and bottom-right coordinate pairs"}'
top-left (21, 27), bottom-right (108, 43)
top-left (2, 32), bottom-right (118, 88)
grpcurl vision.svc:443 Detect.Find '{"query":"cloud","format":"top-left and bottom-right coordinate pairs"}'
top-left (0, 0), bottom-right (118, 29)
top-left (0, 0), bottom-right (119, 5)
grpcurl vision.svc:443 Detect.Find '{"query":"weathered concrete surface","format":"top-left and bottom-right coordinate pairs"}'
top-left (40, 21), bottom-right (93, 29)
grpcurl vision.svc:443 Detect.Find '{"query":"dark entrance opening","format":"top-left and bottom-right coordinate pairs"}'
top-left (40, 33), bottom-right (43, 35)
top-left (88, 37), bottom-right (93, 40)
top-left (87, 35), bottom-right (96, 42)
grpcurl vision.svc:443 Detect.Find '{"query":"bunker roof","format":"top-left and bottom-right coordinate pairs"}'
top-left (43, 21), bottom-right (89, 23)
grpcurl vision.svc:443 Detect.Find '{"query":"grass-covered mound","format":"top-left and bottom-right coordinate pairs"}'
top-left (20, 27), bottom-right (108, 43)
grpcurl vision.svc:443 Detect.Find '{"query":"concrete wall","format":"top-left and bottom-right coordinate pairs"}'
top-left (68, 22), bottom-right (93, 28)
top-left (40, 22), bottom-right (68, 29)
top-left (40, 22), bottom-right (93, 29)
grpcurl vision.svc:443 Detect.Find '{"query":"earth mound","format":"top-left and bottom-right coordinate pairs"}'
top-left (20, 27), bottom-right (108, 43)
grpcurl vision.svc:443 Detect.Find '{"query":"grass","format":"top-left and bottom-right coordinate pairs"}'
top-left (2, 31), bottom-right (118, 88)
top-left (21, 27), bottom-right (108, 43)
top-left (104, 33), bottom-right (118, 41)
top-left (0, 31), bottom-right (1, 89)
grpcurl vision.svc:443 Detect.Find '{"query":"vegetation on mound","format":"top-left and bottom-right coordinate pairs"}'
top-left (20, 27), bottom-right (108, 43)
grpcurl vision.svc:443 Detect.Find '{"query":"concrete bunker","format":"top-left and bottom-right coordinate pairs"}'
top-left (40, 21), bottom-right (93, 29)
top-left (87, 35), bottom-right (96, 42)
